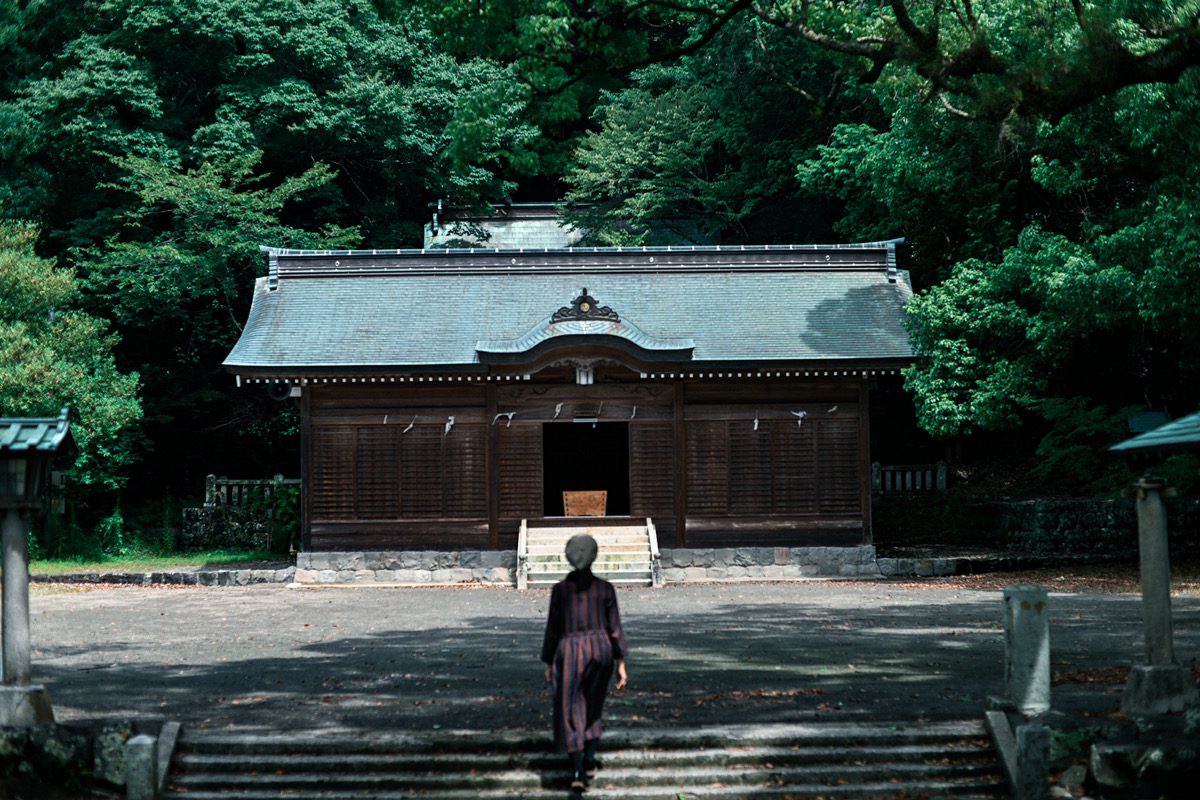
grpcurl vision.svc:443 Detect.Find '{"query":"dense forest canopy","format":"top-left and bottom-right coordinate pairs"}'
top-left (2, 0), bottom-right (1198, 545)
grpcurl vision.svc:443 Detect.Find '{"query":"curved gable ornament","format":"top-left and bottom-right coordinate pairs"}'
top-left (476, 289), bottom-right (693, 363)
top-left (550, 288), bottom-right (620, 323)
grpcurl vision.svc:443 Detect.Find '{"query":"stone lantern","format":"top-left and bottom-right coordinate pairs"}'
top-left (1110, 410), bottom-right (1200, 715)
top-left (0, 407), bottom-right (72, 725)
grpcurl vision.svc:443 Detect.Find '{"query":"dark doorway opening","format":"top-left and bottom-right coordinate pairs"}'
top-left (543, 422), bottom-right (630, 516)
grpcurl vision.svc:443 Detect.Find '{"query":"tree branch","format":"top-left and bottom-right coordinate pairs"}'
top-left (530, 0), bottom-right (755, 97)
top-left (890, 0), bottom-right (937, 53)
top-left (936, 91), bottom-right (974, 118)
top-left (751, 2), bottom-right (883, 60)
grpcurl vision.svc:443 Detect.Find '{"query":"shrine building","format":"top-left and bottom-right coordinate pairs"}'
top-left (223, 209), bottom-right (915, 585)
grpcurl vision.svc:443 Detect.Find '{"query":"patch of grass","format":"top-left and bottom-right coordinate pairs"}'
top-left (30, 549), bottom-right (280, 575)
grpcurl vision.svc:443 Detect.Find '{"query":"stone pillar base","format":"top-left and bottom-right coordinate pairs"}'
top-left (0, 684), bottom-right (55, 726)
top-left (1121, 664), bottom-right (1198, 715)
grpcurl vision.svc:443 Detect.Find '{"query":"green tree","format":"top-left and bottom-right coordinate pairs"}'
top-left (2, 0), bottom-right (537, 501)
top-left (544, 1), bottom-right (1200, 487)
top-left (4, 0), bottom-right (535, 250)
top-left (565, 16), bottom-right (877, 244)
top-left (0, 221), bottom-right (141, 492)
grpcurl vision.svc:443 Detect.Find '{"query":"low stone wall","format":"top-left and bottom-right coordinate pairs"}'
top-left (658, 546), bottom-right (880, 582)
top-left (33, 567), bottom-right (296, 586)
top-left (180, 506), bottom-right (270, 551)
top-left (294, 551), bottom-right (517, 585)
top-left (0, 719), bottom-right (161, 791)
top-left (873, 495), bottom-right (1200, 556)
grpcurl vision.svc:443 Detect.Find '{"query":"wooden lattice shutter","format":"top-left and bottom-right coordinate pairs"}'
top-left (630, 423), bottom-right (674, 519)
top-left (442, 423), bottom-right (488, 517)
top-left (730, 421), bottom-right (772, 515)
top-left (355, 427), bottom-right (400, 519)
top-left (686, 421), bottom-right (729, 514)
top-left (499, 424), bottom-right (542, 518)
top-left (400, 424), bottom-right (444, 516)
top-left (311, 427), bottom-right (355, 520)
top-left (771, 419), bottom-right (817, 514)
top-left (817, 418), bottom-right (860, 514)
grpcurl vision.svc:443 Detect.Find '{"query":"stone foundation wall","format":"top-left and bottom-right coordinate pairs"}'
top-left (294, 551), bottom-right (517, 585)
top-left (294, 547), bottom-right (881, 585)
top-left (658, 546), bottom-right (880, 582)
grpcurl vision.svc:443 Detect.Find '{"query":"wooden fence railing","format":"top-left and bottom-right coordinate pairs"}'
top-left (871, 462), bottom-right (948, 495)
top-left (204, 474), bottom-right (300, 508)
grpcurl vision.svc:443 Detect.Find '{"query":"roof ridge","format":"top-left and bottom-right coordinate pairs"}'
top-left (260, 240), bottom-right (904, 258)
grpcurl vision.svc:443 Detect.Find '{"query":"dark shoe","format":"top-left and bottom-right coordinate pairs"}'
top-left (569, 750), bottom-right (587, 793)
top-left (583, 739), bottom-right (600, 777)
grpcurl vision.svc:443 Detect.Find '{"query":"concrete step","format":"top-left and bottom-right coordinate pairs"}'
top-left (166, 720), bottom-right (1004, 798)
top-left (526, 561), bottom-right (652, 572)
top-left (165, 787), bottom-right (1004, 800)
top-left (527, 549), bottom-right (650, 557)
top-left (172, 762), bottom-right (1002, 791)
top-left (177, 721), bottom-right (991, 752)
top-left (176, 742), bottom-right (994, 771)
top-left (528, 574), bottom-right (653, 585)
top-left (522, 521), bottom-right (656, 588)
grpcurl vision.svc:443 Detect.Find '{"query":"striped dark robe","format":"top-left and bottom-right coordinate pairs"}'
top-left (541, 570), bottom-right (629, 754)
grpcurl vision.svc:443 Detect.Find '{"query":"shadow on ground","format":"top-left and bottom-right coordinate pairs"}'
top-left (28, 584), bottom-right (1197, 732)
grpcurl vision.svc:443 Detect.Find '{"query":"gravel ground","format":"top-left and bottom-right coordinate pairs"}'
top-left (27, 577), bottom-right (1200, 734)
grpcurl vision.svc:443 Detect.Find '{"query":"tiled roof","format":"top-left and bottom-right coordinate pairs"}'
top-left (0, 408), bottom-right (73, 453)
top-left (1111, 411), bottom-right (1200, 455)
top-left (224, 242), bottom-right (915, 374)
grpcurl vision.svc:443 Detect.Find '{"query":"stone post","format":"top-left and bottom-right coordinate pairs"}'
top-left (1003, 584), bottom-right (1050, 715)
top-left (125, 734), bottom-right (158, 800)
top-left (2, 508), bottom-right (31, 685)
top-left (1121, 477), bottom-right (1197, 714)
top-left (0, 508), bottom-right (53, 725)
top-left (1135, 477), bottom-right (1174, 665)
top-left (1016, 723), bottom-right (1050, 800)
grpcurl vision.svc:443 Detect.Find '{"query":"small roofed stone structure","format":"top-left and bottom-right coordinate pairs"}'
top-left (1, 408), bottom-right (72, 725)
top-left (1111, 410), bottom-right (1200, 459)
top-left (1110, 411), bottom-right (1200, 714)
top-left (224, 233), bottom-right (914, 579)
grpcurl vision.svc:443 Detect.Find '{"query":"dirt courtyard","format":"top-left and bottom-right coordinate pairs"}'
top-left (27, 574), bottom-right (1200, 733)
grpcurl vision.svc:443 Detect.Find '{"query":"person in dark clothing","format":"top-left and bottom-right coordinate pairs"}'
top-left (541, 534), bottom-right (629, 793)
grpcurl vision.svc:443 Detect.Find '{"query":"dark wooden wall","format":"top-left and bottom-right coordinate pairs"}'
top-left (302, 378), bottom-right (869, 551)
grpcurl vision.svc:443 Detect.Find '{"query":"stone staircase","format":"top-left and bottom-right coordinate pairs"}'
top-left (164, 720), bottom-right (1006, 798)
top-left (517, 518), bottom-right (662, 589)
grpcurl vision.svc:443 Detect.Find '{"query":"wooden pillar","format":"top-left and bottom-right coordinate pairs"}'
top-left (673, 379), bottom-right (686, 546)
top-left (858, 376), bottom-right (873, 545)
top-left (486, 384), bottom-right (499, 548)
top-left (299, 385), bottom-right (313, 552)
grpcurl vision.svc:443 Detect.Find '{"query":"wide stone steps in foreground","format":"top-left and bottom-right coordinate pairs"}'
top-left (165, 720), bottom-right (1006, 799)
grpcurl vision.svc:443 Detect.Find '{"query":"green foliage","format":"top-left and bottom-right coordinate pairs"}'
top-left (2, 0), bottom-right (537, 506)
top-left (0, 222), bottom-right (141, 492)
top-left (566, 17), bottom-right (871, 243)
top-left (4, 0), bottom-right (1200, 506)
top-left (243, 481), bottom-right (301, 554)
top-left (1031, 400), bottom-right (1137, 489)
top-left (561, 3), bottom-right (1200, 490)
top-left (95, 506), bottom-right (127, 554)
top-left (899, 72), bottom-right (1200, 463)
top-left (31, 548), bottom-right (278, 575)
